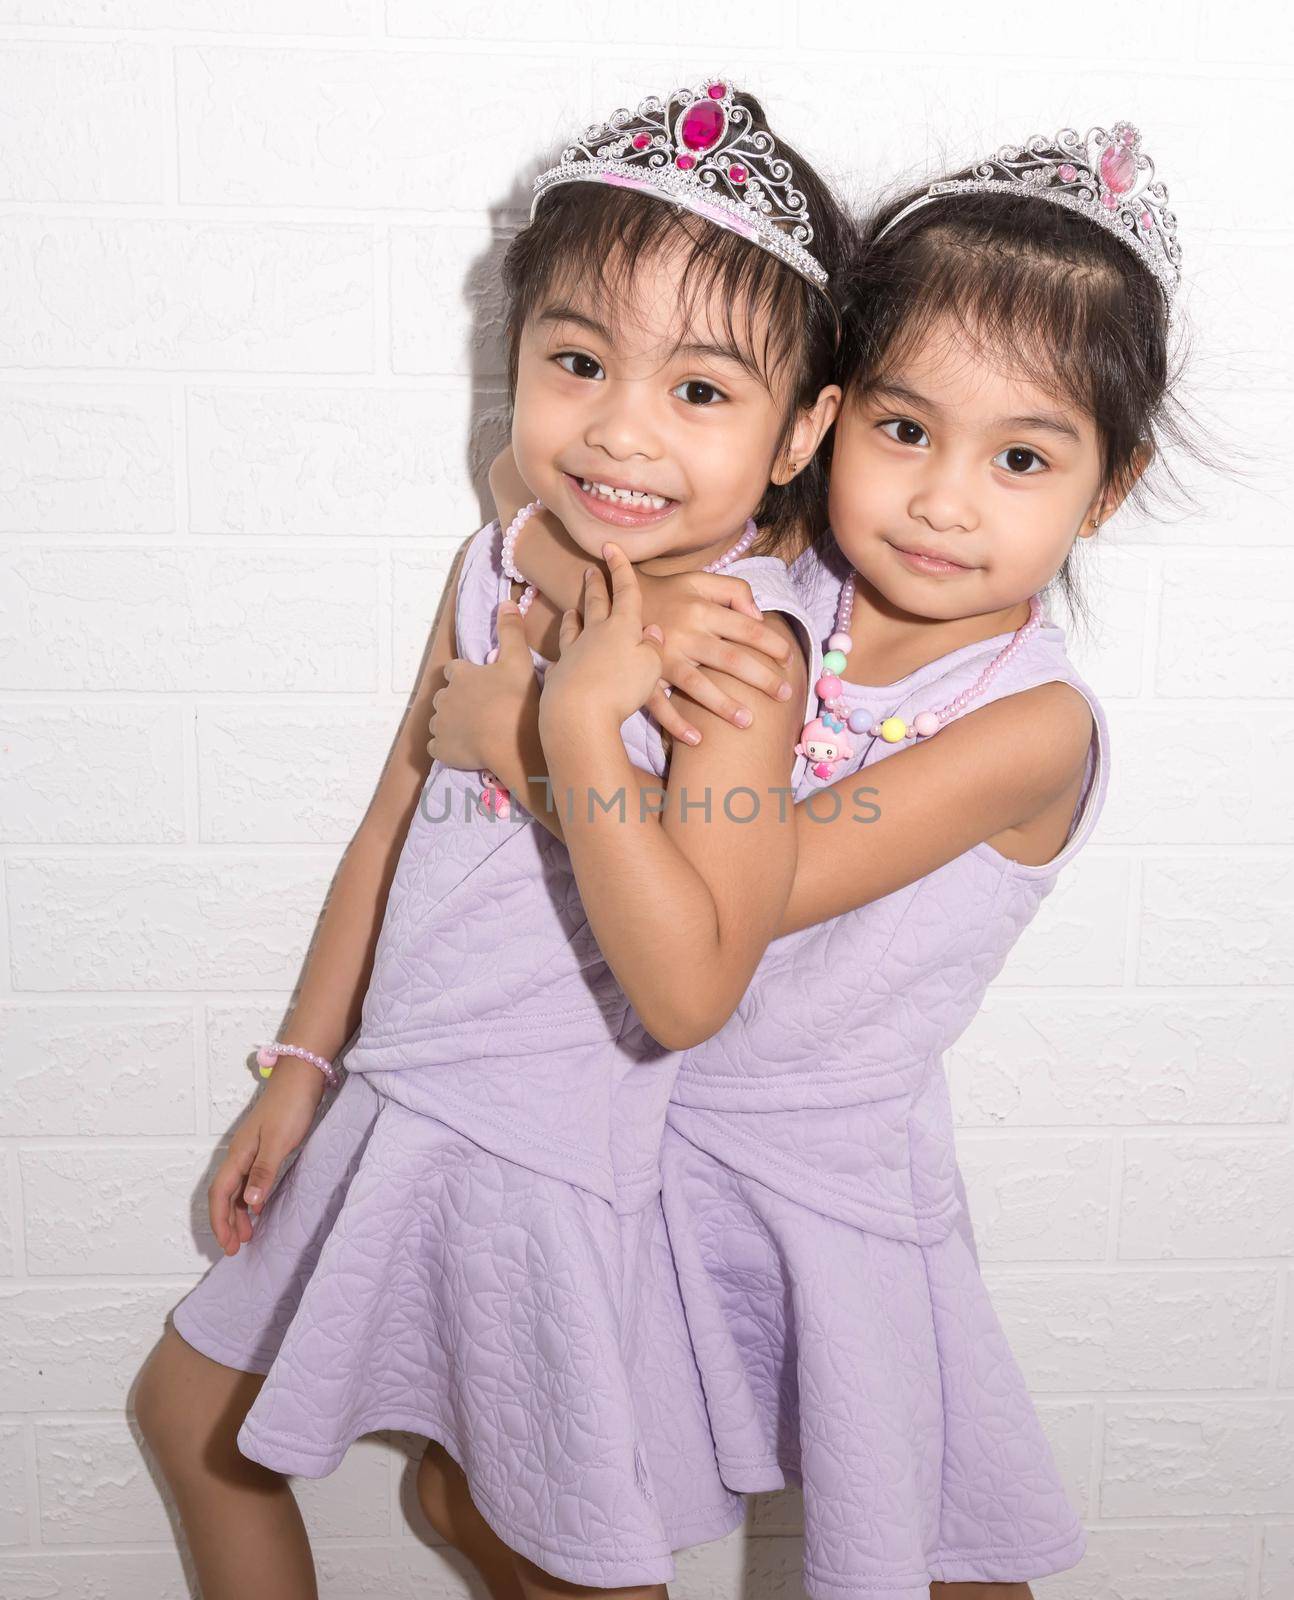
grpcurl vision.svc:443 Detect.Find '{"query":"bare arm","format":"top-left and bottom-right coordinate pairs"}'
top-left (538, 559), bottom-right (807, 1051)
top-left (777, 680), bottom-right (1096, 936)
top-left (487, 469), bottom-right (1094, 955)
top-left (269, 536), bottom-right (472, 1084)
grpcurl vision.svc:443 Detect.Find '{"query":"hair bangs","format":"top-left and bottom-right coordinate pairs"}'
top-left (505, 182), bottom-right (808, 397)
top-left (502, 90), bottom-right (855, 553)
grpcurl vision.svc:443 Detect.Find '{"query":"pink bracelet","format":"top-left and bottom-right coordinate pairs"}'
top-left (256, 1041), bottom-right (340, 1093)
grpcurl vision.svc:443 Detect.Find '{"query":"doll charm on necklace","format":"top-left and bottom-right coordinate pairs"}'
top-left (800, 573), bottom-right (1045, 778)
top-left (796, 711), bottom-right (854, 782)
top-left (477, 769), bottom-right (512, 820)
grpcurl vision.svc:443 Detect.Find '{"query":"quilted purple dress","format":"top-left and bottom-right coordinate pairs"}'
top-left (170, 518), bottom-right (825, 1587)
top-left (657, 537), bottom-right (1107, 1596)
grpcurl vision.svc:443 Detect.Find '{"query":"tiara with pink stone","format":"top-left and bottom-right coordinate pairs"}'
top-left (531, 77), bottom-right (829, 290)
top-left (874, 122), bottom-right (1182, 308)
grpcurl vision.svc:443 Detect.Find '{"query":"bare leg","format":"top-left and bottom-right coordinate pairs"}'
top-left (133, 1323), bottom-right (318, 1600)
top-left (415, 1439), bottom-right (526, 1600)
top-left (930, 1585), bottom-right (1034, 1599)
top-left (512, 1552), bottom-right (667, 1600)
top-left (414, 1443), bottom-right (660, 1600)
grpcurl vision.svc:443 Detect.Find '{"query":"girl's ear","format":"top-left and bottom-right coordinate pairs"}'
top-left (1089, 441), bottom-right (1155, 529)
top-left (773, 384), bottom-right (843, 485)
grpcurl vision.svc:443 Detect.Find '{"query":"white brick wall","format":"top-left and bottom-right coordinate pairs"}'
top-left (0, 2), bottom-right (1289, 1596)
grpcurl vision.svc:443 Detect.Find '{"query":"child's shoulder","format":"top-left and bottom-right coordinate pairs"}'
top-left (955, 613), bottom-right (1110, 873)
top-left (785, 539), bottom-right (849, 628)
top-left (447, 518), bottom-right (505, 663)
top-left (439, 517), bottom-right (501, 591)
top-left (727, 538), bottom-right (838, 622)
top-left (461, 514), bottom-right (501, 568)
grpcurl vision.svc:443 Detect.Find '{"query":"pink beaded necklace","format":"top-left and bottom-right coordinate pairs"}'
top-left (477, 500), bottom-right (760, 815)
top-left (798, 572), bottom-right (1044, 783)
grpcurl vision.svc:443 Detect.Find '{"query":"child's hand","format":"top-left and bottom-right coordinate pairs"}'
top-left (208, 1059), bottom-right (327, 1256)
top-left (487, 441), bottom-right (795, 742)
top-left (539, 545), bottom-right (665, 736)
top-left (638, 568), bottom-right (797, 742)
top-left (427, 602), bottom-right (539, 773)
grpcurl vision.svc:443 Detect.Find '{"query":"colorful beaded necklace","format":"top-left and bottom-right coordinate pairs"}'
top-left (799, 572), bottom-right (1044, 783)
top-left (477, 500), bottom-right (760, 815)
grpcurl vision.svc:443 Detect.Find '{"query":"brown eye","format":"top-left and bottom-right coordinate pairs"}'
top-left (995, 446), bottom-right (1046, 475)
top-left (880, 418), bottom-right (929, 447)
top-left (671, 379), bottom-right (724, 406)
top-left (556, 351), bottom-right (604, 380)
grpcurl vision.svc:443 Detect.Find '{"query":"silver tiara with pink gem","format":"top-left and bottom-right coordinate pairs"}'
top-left (531, 77), bottom-right (829, 290)
top-left (874, 121), bottom-right (1181, 307)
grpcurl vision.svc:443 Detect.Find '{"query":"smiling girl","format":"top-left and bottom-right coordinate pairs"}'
top-left (135, 78), bottom-right (851, 1600)
top-left (481, 121), bottom-right (1186, 1599)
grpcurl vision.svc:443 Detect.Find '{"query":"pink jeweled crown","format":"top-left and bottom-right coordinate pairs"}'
top-left (531, 77), bottom-right (829, 290)
top-left (874, 121), bottom-right (1181, 308)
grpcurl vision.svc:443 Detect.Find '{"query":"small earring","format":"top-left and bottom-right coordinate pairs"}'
top-left (1090, 514), bottom-right (1102, 529)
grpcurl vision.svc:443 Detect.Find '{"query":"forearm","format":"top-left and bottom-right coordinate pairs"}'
top-left (541, 718), bottom-right (732, 1047)
top-left (489, 708), bottom-right (678, 851)
top-left (272, 819), bottom-right (408, 1064)
top-left (774, 773), bottom-right (886, 936)
top-left (486, 694), bottom-right (566, 844)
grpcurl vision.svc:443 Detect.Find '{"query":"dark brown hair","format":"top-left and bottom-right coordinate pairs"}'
top-left (501, 92), bottom-right (854, 557)
top-left (840, 170), bottom-right (1197, 629)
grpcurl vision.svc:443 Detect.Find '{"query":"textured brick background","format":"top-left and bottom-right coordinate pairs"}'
top-left (0, 3), bottom-right (1290, 1596)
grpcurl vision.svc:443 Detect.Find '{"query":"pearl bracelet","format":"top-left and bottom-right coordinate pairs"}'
top-left (255, 1041), bottom-right (340, 1093)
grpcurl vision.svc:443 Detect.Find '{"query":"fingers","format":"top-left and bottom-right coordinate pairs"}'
top-left (690, 579), bottom-right (790, 662)
top-left (558, 607), bottom-right (581, 652)
top-left (209, 1147), bottom-right (252, 1255)
top-left (493, 600), bottom-right (528, 656)
top-left (723, 586), bottom-right (764, 622)
top-left (691, 571), bottom-right (766, 617)
top-left (598, 543), bottom-right (644, 629)
top-left (426, 689), bottom-right (441, 755)
top-left (639, 623), bottom-right (664, 672)
top-left (647, 685), bottom-right (701, 747)
top-left (718, 611), bottom-right (793, 665)
top-left (581, 562), bottom-right (612, 626)
top-left (698, 637), bottom-right (795, 704)
top-left (242, 1143), bottom-right (283, 1217)
top-left (672, 664), bottom-right (756, 729)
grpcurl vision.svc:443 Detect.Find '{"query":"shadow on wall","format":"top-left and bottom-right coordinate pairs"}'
top-left (462, 169), bottom-right (532, 530)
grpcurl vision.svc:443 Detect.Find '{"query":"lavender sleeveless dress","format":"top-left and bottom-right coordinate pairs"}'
top-left (170, 518), bottom-right (824, 1587)
top-left (654, 538), bottom-right (1108, 1598)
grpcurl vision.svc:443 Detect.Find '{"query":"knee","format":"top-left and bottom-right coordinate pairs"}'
top-left (133, 1340), bottom-right (184, 1459)
top-left (133, 1326), bottom-right (261, 1482)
